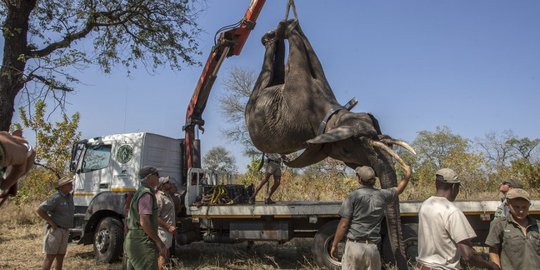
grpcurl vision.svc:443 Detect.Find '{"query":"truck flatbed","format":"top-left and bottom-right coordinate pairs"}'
top-left (189, 200), bottom-right (540, 218)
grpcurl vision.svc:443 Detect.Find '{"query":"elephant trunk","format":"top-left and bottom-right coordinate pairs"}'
top-left (369, 150), bottom-right (408, 270)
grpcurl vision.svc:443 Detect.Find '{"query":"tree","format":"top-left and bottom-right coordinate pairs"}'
top-left (0, 0), bottom-right (201, 131)
top-left (203, 146), bottom-right (237, 173)
top-left (477, 131), bottom-right (540, 182)
top-left (15, 99), bottom-right (80, 202)
top-left (219, 66), bottom-right (257, 157)
top-left (410, 126), bottom-right (489, 198)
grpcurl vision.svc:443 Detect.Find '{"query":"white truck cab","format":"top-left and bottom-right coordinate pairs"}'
top-left (69, 132), bottom-right (184, 262)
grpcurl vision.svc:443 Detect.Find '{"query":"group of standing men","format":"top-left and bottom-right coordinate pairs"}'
top-left (34, 166), bottom-right (180, 270)
top-left (123, 166), bottom-right (181, 270)
top-left (331, 166), bottom-right (539, 270)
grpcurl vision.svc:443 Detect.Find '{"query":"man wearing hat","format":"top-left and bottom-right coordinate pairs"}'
top-left (124, 166), bottom-right (167, 270)
top-left (486, 188), bottom-right (540, 270)
top-left (416, 168), bottom-right (499, 270)
top-left (494, 179), bottom-right (523, 218)
top-left (35, 176), bottom-right (75, 270)
top-left (330, 165), bottom-right (411, 269)
top-left (156, 176), bottom-right (177, 269)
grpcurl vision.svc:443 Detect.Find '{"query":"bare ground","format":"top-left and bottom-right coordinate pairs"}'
top-left (0, 202), bottom-right (321, 270)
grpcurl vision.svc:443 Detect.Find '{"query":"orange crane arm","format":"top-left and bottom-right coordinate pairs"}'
top-left (184, 0), bottom-right (266, 174)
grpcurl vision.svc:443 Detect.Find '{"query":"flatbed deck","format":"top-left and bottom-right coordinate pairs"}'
top-left (188, 200), bottom-right (540, 218)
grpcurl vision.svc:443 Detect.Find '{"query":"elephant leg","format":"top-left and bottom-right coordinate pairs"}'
top-left (293, 24), bottom-right (329, 82)
top-left (284, 144), bottom-right (327, 168)
top-left (251, 31), bottom-right (285, 96)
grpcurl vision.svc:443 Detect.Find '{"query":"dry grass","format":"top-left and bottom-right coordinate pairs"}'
top-left (0, 201), bottom-right (322, 270)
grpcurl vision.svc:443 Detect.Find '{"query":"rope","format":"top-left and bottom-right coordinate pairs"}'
top-left (284, 0), bottom-right (299, 20)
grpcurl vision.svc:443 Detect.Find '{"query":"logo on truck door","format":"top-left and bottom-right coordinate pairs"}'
top-left (116, 145), bottom-right (133, 164)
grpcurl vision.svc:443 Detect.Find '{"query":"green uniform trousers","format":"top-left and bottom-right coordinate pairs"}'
top-left (124, 229), bottom-right (158, 270)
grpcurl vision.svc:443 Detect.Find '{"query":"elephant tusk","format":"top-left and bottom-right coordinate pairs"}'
top-left (380, 138), bottom-right (417, 156)
top-left (391, 140), bottom-right (416, 156)
top-left (370, 140), bottom-right (409, 169)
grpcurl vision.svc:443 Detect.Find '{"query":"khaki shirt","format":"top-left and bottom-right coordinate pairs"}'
top-left (485, 215), bottom-right (540, 270)
top-left (338, 186), bottom-right (397, 243)
top-left (39, 191), bottom-right (74, 229)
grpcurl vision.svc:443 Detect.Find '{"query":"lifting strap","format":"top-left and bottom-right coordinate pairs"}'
top-left (284, 0), bottom-right (299, 21)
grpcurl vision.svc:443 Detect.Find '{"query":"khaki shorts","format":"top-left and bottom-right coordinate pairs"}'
top-left (158, 229), bottom-right (173, 249)
top-left (341, 240), bottom-right (380, 270)
top-left (43, 227), bottom-right (69, 255)
top-left (265, 162), bottom-right (281, 176)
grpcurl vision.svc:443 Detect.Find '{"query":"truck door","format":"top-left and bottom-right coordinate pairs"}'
top-left (74, 142), bottom-right (113, 205)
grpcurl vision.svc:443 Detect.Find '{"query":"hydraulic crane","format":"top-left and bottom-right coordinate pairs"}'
top-left (183, 0), bottom-right (266, 180)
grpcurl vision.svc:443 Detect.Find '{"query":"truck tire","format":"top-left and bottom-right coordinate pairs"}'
top-left (94, 217), bottom-right (123, 263)
top-left (312, 220), bottom-right (342, 270)
top-left (402, 223), bottom-right (418, 262)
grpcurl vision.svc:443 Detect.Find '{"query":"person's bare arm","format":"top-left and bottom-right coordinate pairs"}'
top-left (457, 240), bottom-right (500, 270)
top-left (140, 214), bottom-right (168, 257)
top-left (396, 165), bottom-right (412, 195)
top-left (330, 218), bottom-right (350, 259)
top-left (158, 217), bottom-right (176, 233)
top-left (0, 131), bottom-right (36, 195)
top-left (488, 246), bottom-right (501, 268)
top-left (35, 207), bottom-right (58, 230)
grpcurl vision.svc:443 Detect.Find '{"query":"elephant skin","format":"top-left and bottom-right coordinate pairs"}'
top-left (245, 19), bottom-right (410, 269)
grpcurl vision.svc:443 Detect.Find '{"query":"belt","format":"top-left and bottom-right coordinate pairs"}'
top-left (347, 238), bottom-right (377, 244)
top-left (415, 262), bottom-right (432, 270)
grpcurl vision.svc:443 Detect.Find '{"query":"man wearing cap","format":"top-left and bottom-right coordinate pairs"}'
top-left (36, 176), bottom-right (75, 270)
top-left (485, 188), bottom-right (540, 270)
top-left (416, 168), bottom-right (499, 270)
top-left (156, 176), bottom-right (177, 269)
top-left (330, 165), bottom-right (411, 269)
top-left (494, 179), bottom-right (523, 219)
top-left (124, 166), bottom-right (167, 270)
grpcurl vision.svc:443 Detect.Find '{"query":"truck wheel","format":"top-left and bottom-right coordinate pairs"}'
top-left (312, 220), bottom-right (343, 270)
top-left (94, 217), bottom-right (123, 263)
top-left (402, 223), bottom-right (418, 262)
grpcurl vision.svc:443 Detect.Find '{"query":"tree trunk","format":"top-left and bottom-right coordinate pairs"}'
top-left (0, 1), bottom-right (36, 131)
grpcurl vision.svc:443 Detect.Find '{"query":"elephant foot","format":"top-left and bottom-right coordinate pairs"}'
top-left (261, 30), bottom-right (276, 46)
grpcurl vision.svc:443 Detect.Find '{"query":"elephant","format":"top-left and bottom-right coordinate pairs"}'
top-left (245, 19), bottom-right (415, 269)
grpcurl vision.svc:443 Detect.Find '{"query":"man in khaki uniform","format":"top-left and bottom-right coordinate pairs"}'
top-left (486, 188), bottom-right (540, 270)
top-left (36, 176), bottom-right (75, 270)
top-left (250, 153), bottom-right (286, 204)
top-left (416, 168), bottom-right (499, 270)
top-left (330, 165), bottom-right (411, 270)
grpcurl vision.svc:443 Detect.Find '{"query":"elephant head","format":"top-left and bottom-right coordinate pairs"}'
top-left (245, 19), bottom-right (414, 269)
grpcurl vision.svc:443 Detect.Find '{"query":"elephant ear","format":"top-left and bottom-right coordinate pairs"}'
top-left (284, 144), bottom-right (327, 168)
top-left (307, 126), bottom-right (357, 144)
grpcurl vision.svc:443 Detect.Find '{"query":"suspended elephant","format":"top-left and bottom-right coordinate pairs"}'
top-left (245, 19), bottom-right (415, 269)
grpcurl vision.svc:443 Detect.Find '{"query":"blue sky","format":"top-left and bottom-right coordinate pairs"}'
top-left (10, 0), bottom-right (540, 171)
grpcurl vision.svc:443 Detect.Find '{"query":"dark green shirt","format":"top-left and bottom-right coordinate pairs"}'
top-left (485, 215), bottom-right (540, 270)
top-left (338, 185), bottom-right (397, 243)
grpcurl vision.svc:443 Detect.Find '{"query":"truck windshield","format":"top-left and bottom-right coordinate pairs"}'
top-left (81, 144), bottom-right (112, 173)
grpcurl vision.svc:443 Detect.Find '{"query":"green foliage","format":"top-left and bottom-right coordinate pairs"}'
top-left (14, 100), bottom-right (80, 203)
top-left (203, 146), bottom-right (238, 173)
top-left (0, 0), bottom-right (202, 129)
